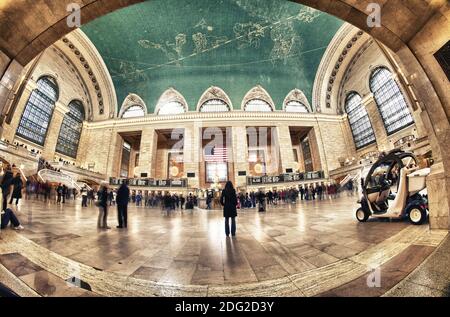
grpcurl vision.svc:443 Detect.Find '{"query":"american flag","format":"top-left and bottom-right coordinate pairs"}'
top-left (204, 146), bottom-right (228, 162)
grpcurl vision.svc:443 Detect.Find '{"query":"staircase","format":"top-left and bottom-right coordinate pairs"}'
top-left (37, 169), bottom-right (81, 190)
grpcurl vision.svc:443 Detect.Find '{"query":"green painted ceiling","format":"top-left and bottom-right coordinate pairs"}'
top-left (81, 0), bottom-right (344, 112)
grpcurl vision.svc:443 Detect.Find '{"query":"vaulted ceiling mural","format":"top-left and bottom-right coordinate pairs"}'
top-left (81, 0), bottom-right (344, 113)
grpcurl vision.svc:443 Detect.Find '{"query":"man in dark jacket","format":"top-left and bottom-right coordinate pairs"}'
top-left (116, 182), bottom-right (130, 228)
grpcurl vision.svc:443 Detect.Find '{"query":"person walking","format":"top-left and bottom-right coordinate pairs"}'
top-left (108, 190), bottom-right (114, 206)
top-left (299, 185), bottom-right (305, 201)
top-left (81, 185), bottom-right (88, 207)
top-left (257, 189), bottom-right (266, 212)
top-left (62, 184), bottom-right (67, 204)
top-left (116, 182), bottom-right (130, 229)
top-left (220, 181), bottom-right (238, 237)
top-left (180, 194), bottom-right (185, 210)
top-left (97, 185), bottom-right (110, 229)
top-left (56, 183), bottom-right (63, 204)
top-left (206, 193), bottom-right (212, 210)
top-left (9, 173), bottom-right (23, 205)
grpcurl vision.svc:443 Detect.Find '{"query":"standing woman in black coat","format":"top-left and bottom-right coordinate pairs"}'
top-left (9, 173), bottom-right (23, 205)
top-left (0, 168), bottom-right (14, 211)
top-left (220, 181), bottom-right (238, 237)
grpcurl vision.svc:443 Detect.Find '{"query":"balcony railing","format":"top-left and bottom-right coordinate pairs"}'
top-left (247, 171), bottom-right (325, 185)
top-left (110, 177), bottom-right (188, 188)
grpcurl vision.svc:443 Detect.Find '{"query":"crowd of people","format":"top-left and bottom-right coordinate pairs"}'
top-left (1, 159), bottom-right (358, 235)
top-left (0, 165), bottom-right (24, 230)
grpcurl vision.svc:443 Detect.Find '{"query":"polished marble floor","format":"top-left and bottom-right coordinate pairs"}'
top-left (0, 195), bottom-right (447, 297)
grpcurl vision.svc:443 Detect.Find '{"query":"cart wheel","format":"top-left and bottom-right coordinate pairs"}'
top-left (408, 206), bottom-right (427, 225)
top-left (356, 207), bottom-right (369, 222)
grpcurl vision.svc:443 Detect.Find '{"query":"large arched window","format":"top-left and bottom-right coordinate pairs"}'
top-left (345, 92), bottom-right (376, 149)
top-left (157, 101), bottom-right (186, 115)
top-left (121, 105), bottom-right (145, 118)
top-left (16, 76), bottom-right (58, 145)
top-left (56, 100), bottom-right (85, 158)
top-left (244, 99), bottom-right (273, 112)
top-left (199, 99), bottom-right (230, 112)
top-left (285, 100), bottom-right (309, 113)
top-left (369, 67), bottom-right (414, 135)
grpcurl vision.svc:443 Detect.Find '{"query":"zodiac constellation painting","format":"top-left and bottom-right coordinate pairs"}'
top-left (269, 21), bottom-right (301, 65)
top-left (138, 33), bottom-right (187, 65)
top-left (233, 22), bottom-right (266, 49)
top-left (132, 3), bottom-right (323, 74)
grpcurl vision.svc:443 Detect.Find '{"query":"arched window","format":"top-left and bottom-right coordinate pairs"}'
top-left (16, 76), bottom-right (58, 145)
top-left (157, 101), bottom-right (186, 115)
top-left (369, 67), bottom-right (414, 134)
top-left (199, 99), bottom-right (230, 112)
top-left (121, 105), bottom-right (145, 118)
top-left (345, 92), bottom-right (376, 149)
top-left (56, 100), bottom-right (85, 158)
top-left (285, 100), bottom-right (309, 113)
top-left (244, 99), bottom-right (273, 112)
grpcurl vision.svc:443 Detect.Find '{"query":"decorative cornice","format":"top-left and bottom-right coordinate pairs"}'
top-left (61, 37), bottom-right (105, 116)
top-left (312, 23), bottom-right (365, 113)
top-left (50, 46), bottom-right (94, 121)
top-left (337, 39), bottom-right (374, 112)
top-left (85, 111), bottom-right (346, 130)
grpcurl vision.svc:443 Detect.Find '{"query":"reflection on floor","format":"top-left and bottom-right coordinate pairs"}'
top-left (0, 195), bottom-right (447, 297)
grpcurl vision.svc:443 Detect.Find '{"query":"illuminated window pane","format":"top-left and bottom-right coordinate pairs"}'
top-left (16, 77), bottom-right (58, 145)
top-left (369, 67), bottom-right (414, 135)
top-left (244, 99), bottom-right (273, 112)
top-left (206, 162), bottom-right (228, 183)
top-left (345, 92), bottom-right (376, 149)
top-left (122, 105), bottom-right (145, 118)
top-left (55, 100), bottom-right (84, 158)
top-left (199, 99), bottom-right (230, 112)
top-left (285, 100), bottom-right (309, 113)
top-left (157, 101), bottom-right (185, 115)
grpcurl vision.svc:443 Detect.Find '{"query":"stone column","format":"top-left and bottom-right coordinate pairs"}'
top-left (232, 126), bottom-right (249, 188)
top-left (183, 124), bottom-right (200, 188)
top-left (426, 162), bottom-right (449, 229)
top-left (0, 57), bottom-right (23, 139)
top-left (307, 127), bottom-right (325, 173)
top-left (135, 126), bottom-right (157, 178)
top-left (363, 93), bottom-right (390, 151)
top-left (1, 79), bottom-right (37, 142)
top-left (106, 130), bottom-right (122, 178)
top-left (75, 124), bottom-right (88, 167)
top-left (276, 125), bottom-right (296, 173)
top-left (41, 101), bottom-right (69, 160)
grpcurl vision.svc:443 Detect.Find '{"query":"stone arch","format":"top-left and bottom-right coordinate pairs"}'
top-left (155, 87), bottom-right (188, 114)
top-left (283, 89), bottom-right (312, 112)
top-left (197, 86), bottom-right (232, 111)
top-left (118, 93), bottom-right (147, 118)
top-left (241, 85), bottom-right (275, 111)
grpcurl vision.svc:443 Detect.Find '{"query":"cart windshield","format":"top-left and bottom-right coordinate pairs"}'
top-left (367, 161), bottom-right (392, 189)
